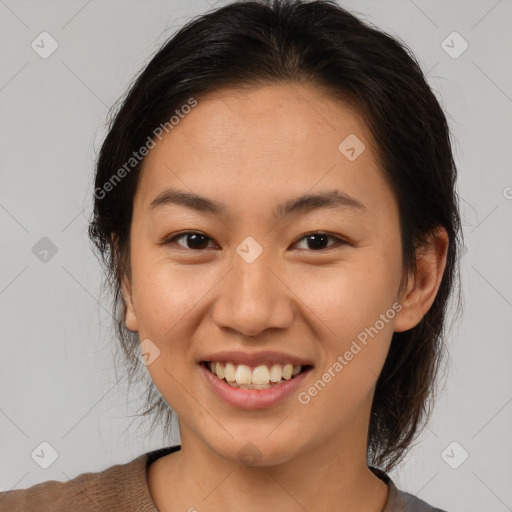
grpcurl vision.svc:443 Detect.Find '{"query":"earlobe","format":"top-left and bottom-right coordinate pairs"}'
top-left (394, 227), bottom-right (449, 333)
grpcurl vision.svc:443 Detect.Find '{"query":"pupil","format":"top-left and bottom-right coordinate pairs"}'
top-left (188, 233), bottom-right (208, 249)
top-left (307, 234), bottom-right (328, 250)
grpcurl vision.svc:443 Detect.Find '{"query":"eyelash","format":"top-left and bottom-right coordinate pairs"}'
top-left (162, 231), bottom-right (348, 252)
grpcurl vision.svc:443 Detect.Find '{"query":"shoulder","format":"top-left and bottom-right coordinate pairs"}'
top-left (0, 451), bottom-right (152, 512)
top-left (370, 466), bottom-right (449, 512)
top-left (390, 484), bottom-right (449, 512)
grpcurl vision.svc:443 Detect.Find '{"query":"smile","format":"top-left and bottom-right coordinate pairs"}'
top-left (199, 360), bottom-right (314, 410)
top-left (202, 361), bottom-right (312, 390)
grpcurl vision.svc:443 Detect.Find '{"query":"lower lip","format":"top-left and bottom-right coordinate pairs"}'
top-left (198, 363), bottom-right (312, 410)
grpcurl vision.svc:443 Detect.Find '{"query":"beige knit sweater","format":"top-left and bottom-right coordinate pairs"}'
top-left (0, 445), bottom-right (447, 511)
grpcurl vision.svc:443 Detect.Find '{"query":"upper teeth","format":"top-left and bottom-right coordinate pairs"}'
top-left (209, 362), bottom-right (302, 387)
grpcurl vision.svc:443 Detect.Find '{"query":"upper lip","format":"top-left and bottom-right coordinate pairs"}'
top-left (200, 350), bottom-right (314, 367)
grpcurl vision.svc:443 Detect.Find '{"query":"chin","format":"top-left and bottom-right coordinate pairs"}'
top-left (205, 430), bottom-right (302, 468)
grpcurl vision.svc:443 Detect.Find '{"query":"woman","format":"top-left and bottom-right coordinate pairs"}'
top-left (0, 0), bottom-right (460, 510)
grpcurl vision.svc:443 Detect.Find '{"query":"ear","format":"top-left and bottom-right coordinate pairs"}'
top-left (394, 227), bottom-right (449, 332)
top-left (111, 232), bottom-right (138, 332)
top-left (121, 273), bottom-right (138, 332)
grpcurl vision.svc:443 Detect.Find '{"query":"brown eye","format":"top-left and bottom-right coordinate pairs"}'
top-left (164, 231), bottom-right (216, 250)
top-left (293, 232), bottom-right (346, 251)
top-left (162, 231), bottom-right (346, 252)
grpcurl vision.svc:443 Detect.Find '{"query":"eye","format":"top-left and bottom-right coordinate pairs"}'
top-left (293, 232), bottom-right (347, 251)
top-left (162, 230), bottom-right (347, 252)
top-left (163, 231), bottom-right (217, 250)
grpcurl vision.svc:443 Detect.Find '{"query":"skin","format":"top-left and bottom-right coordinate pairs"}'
top-left (121, 83), bottom-right (448, 512)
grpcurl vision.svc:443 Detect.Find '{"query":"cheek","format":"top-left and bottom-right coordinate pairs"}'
top-left (297, 252), bottom-right (401, 341)
top-left (131, 259), bottom-right (215, 342)
top-left (295, 270), bottom-right (397, 433)
top-left (128, 260), bottom-right (216, 413)
top-left (295, 250), bottom-right (401, 399)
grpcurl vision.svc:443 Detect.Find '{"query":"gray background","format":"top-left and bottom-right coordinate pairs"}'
top-left (1, 1), bottom-right (511, 510)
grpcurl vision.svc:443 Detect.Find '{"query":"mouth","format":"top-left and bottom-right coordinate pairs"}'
top-left (200, 361), bottom-right (314, 390)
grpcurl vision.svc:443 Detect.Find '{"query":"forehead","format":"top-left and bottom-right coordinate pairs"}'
top-left (134, 83), bottom-right (393, 220)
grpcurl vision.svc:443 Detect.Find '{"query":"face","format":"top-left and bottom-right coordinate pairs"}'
top-left (122, 83), bottom-right (409, 466)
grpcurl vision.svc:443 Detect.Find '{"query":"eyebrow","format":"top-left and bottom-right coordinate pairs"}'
top-left (147, 187), bottom-right (367, 219)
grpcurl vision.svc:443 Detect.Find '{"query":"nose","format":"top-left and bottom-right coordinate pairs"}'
top-left (211, 249), bottom-right (294, 338)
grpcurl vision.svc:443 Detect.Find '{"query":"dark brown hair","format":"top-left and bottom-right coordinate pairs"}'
top-left (88, 0), bottom-right (462, 472)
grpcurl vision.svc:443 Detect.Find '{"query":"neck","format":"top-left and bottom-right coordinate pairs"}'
top-left (148, 416), bottom-right (389, 512)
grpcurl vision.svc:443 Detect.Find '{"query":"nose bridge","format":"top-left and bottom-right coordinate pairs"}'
top-left (212, 241), bottom-right (293, 336)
